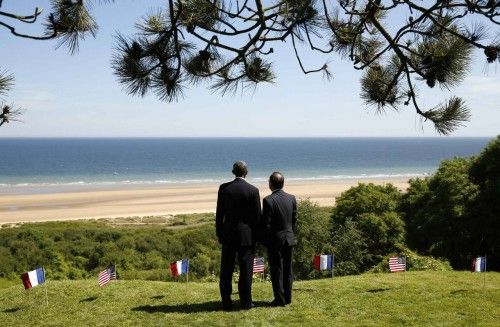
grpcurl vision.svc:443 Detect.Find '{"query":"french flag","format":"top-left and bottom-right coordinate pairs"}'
top-left (314, 254), bottom-right (334, 271)
top-left (21, 267), bottom-right (45, 289)
top-left (472, 256), bottom-right (486, 272)
top-left (170, 259), bottom-right (189, 277)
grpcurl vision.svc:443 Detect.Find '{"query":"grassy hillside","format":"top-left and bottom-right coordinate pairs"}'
top-left (1, 271), bottom-right (498, 326)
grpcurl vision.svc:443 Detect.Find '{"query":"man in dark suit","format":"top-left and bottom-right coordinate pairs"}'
top-left (262, 172), bottom-right (297, 306)
top-left (216, 161), bottom-right (261, 310)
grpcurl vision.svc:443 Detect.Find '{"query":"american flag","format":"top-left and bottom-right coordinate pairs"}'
top-left (253, 257), bottom-right (265, 273)
top-left (389, 256), bottom-right (406, 272)
top-left (98, 265), bottom-right (117, 287)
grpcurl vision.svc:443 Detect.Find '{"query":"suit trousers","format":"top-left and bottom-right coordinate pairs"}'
top-left (268, 243), bottom-right (293, 304)
top-left (219, 244), bottom-right (254, 308)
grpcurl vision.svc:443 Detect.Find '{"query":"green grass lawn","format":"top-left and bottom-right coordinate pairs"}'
top-left (1, 271), bottom-right (498, 326)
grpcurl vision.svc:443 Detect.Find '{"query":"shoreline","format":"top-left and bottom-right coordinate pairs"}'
top-left (0, 173), bottom-right (426, 195)
top-left (0, 178), bottom-right (410, 224)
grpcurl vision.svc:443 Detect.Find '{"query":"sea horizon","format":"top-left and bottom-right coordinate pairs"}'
top-left (0, 136), bottom-right (495, 139)
top-left (0, 137), bottom-right (493, 193)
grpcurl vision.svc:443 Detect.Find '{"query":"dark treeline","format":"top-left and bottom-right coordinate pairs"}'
top-left (402, 136), bottom-right (500, 270)
top-left (0, 136), bottom-right (498, 281)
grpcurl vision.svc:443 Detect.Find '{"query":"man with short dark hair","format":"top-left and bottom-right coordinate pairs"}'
top-left (262, 171), bottom-right (297, 306)
top-left (216, 160), bottom-right (261, 310)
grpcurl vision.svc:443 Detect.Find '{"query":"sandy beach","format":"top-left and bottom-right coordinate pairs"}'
top-left (0, 179), bottom-right (409, 224)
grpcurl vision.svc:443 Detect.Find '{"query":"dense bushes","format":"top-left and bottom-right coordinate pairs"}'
top-left (401, 158), bottom-right (477, 268)
top-left (1, 202), bottom-right (335, 281)
top-left (369, 248), bottom-right (452, 273)
top-left (0, 221), bottom-right (220, 281)
top-left (468, 136), bottom-right (500, 270)
top-left (402, 136), bottom-right (500, 270)
top-left (331, 184), bottom-right (405, 275)
top-left (293, 200), bottom-right (333, 279)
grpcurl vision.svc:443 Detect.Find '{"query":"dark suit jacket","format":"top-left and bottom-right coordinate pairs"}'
top-left (262, 189), bottom-right (297, 248)
top-left (216, 178), bottom-right (261, 246)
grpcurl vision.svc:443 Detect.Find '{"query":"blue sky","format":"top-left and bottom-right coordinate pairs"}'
top-left (0, 0), bottom-right (498, 137)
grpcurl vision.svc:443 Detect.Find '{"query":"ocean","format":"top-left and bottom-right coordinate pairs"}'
top-left (0, 137), bottom-right (492, 193)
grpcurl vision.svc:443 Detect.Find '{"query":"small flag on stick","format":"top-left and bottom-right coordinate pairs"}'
top-left (253, 257), bottom-right (265, 274)
top-left (98, 265), bottom-right (117, 287)
top-left (472, 256), bottom-right (486, 272)
top-left (314, 254), bottom-right (334, 271)
top-left (21, 267), bottom-right (45, 290)
top-left (389, 256), bottom-right (406, 273)
top-left (170, 259), bottom-right (189, 277)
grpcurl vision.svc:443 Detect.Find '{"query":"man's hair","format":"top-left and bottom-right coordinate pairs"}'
top-left (269, 171), bottom-right (284, 190)
top-left (232, 160), bottom-right (248, 177)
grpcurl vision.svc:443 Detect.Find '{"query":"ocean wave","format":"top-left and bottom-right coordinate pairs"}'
top-left (0, 179), bottom-right (223, 188)
top-left (0, 173), bottom-right (429, 188)
top-left (265, 173), bottom-right (429, 182)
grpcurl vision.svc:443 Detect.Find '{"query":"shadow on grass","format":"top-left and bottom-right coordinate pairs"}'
top-left (450, 289), bottom-right (468, 295)
top-left (132, 301), bottom-right (269, 313)
top-left (366, 288), bottom-right (391, 293)
top-left (3, 307), bottom-right (21, 313)
top-left (80, 296), bottom-right (98, 303)
top-left (151, 295), bottom-right (165, 300)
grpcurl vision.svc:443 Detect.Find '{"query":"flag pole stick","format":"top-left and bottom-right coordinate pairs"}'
top-left (331, 255), bottom-right (334, 281)
top-left (43, 267), bottom-right (48, 307)
top-left (403, 256), bottom-right (406, 282)
top-left (186, 259), bottom-right (189, 291)
top-left (483, 255), bottom-right (486, 288)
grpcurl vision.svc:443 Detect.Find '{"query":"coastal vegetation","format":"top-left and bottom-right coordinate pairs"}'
top-left (0, 219), bottom-right (220, 281)
top-left (0, 136), bottom-right (498, 281)
top-left (402, 135), bottom-right (500, 271)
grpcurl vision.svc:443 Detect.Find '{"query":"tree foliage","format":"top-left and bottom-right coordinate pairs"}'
top-left (1, 1), bottom-right (499, 132)
top-left (331, 218), bottom-right (368, 275)
top-left (0, 70), bottom-right (20, 127)
top-left (468, 136), bottom-right (500, 269)
top-left (402, 137), bottom-right (500, 270)
top-left (0, 0), bottom-right (109, 126)
top-left (401, 158), bottom-right (478, 269)
top-left (293, 199), bottom-right (333, 279)
top-left (331, 183), bottom-right (405, 274)
top-left (112, 0), bottom-right (499, 134)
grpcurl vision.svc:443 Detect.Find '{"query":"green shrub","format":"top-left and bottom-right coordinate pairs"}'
top-left (369, 249), bottom-right (452, 273)
top-left (331, 218), bottom-right (367, 276)
top-left (0, 221), bottom-right (219, 281)
top-left (331, 183), bottom-right (405, 273)
top-left (293, 200), bottom-right (333, 279)
top-left (401, 157), bottom-right (478, 269)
